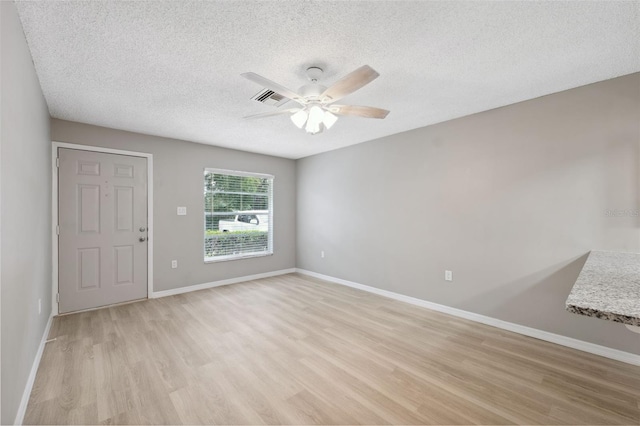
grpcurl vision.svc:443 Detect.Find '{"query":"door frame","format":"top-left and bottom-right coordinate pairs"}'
top-left (51, 141), bottom-right (154, 316)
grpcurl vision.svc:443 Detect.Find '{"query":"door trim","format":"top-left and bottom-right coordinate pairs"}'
top-left (51, 141), bottom-right (154, 316)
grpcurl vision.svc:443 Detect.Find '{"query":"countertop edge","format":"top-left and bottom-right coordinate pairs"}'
top-left (566, 303), bottom-right (640, 327)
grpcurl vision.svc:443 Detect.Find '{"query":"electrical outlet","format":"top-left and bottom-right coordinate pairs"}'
top-left (171, 260), bottom-right (178, 269)
top-left (177, 206), bottom-right (187, 216)
top-left (321, 251), bottom-right (325, 258)
top-left (38, 298), bottom-right (42, 315)
top-left (445, 270), bottom-right (453, 281)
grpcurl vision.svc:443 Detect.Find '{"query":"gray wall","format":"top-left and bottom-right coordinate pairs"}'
top-left (51, 119), bottom-right (296, 293)
top-left (1, 2), bottom-right (52, 424)
top-left (297, 73), bottom-right (640, 354)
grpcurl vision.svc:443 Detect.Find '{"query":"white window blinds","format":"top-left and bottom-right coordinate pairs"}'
top-left (204, 169), bottom-right (273, 262)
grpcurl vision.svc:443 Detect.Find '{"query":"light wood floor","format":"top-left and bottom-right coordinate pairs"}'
top-left (25, 273), bottom-right (640, 425)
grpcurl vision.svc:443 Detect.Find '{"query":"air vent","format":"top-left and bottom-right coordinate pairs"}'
top-left (251, 89), bottom-right (288, 107)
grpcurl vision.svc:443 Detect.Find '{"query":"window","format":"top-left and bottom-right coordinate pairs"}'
top-left (204, 169), bottom-right (273, 262)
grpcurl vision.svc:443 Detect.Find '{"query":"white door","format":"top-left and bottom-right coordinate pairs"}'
top-left (58, 148), bottom-right (148, 313)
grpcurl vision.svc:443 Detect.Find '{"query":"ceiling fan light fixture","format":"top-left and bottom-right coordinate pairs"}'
top-left (322, 111), bottom-right (338, 129)
top-left (305, 105), bottom-right (325, 134)
top-left (305, 119), bottom-right (321, 134)
top-left (290, 109), bottom-right (308, 128)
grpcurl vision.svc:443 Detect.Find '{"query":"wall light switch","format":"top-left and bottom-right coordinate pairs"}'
top-left (445, 270), bottom-right (453, 281)
top-left (171, 260), bottom-right (178, 269)
top-left (177, 207), bottom-right (187, 216)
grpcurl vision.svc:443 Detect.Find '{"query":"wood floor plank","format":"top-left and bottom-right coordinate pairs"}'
top-left (24, 273), bottom-right (640, 425)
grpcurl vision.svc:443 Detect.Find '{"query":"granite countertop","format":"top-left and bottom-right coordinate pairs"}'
top-left (566, 250), bottom-right (640, 327)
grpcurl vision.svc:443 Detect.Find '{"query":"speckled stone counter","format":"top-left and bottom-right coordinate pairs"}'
top-left (566, 251), bottom-right (640, 326)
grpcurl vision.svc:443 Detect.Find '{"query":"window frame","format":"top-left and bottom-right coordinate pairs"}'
top-left (203, 168), bottom-right (274, 263)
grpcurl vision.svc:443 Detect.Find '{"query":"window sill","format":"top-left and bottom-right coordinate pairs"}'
top-left (204, 252), bottom-right (273, 263)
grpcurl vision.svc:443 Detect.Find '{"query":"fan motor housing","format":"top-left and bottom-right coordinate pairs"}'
top-left (299, 83), bottom-right (326, 100)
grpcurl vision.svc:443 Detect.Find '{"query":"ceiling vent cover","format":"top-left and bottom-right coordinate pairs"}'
top-left (251, 89), bottom-right (287, 107)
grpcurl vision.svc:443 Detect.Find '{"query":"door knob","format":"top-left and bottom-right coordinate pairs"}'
top-left (139, 237), bottom-right (146, 242)
top-left (139, 227), bottom-right (146, 232)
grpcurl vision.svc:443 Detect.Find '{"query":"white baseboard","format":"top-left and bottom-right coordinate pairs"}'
top-left (296, 269), bottom-right (640, 366)
top-left (151, 268), bottom-right (297, 299)
top-left (14, 314), bottom-right (54, 425)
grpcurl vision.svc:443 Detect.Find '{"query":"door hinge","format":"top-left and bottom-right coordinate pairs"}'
top-left (56, 157), bottom-right (59, 168)
top-left (56, 293), bottom-right (60, 303)
top-left (56, 225), bottom-right (59, 235)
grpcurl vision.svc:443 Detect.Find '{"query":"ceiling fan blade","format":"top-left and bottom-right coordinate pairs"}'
top-left (241, 72), bottom-right (303, 103)
top-left (244, 108), bottom-right (300, 120)
top-left (320, 65), bottom-right (380, 103)
top-left (330, 105), bottom-right (389, 119)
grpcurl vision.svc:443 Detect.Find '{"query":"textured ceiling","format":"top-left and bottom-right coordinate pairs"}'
top-left (15, 1), bottom-right (640, 159)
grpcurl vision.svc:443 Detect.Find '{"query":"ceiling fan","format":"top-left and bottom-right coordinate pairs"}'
top-left (241, 65), bottom-right (390, 135)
